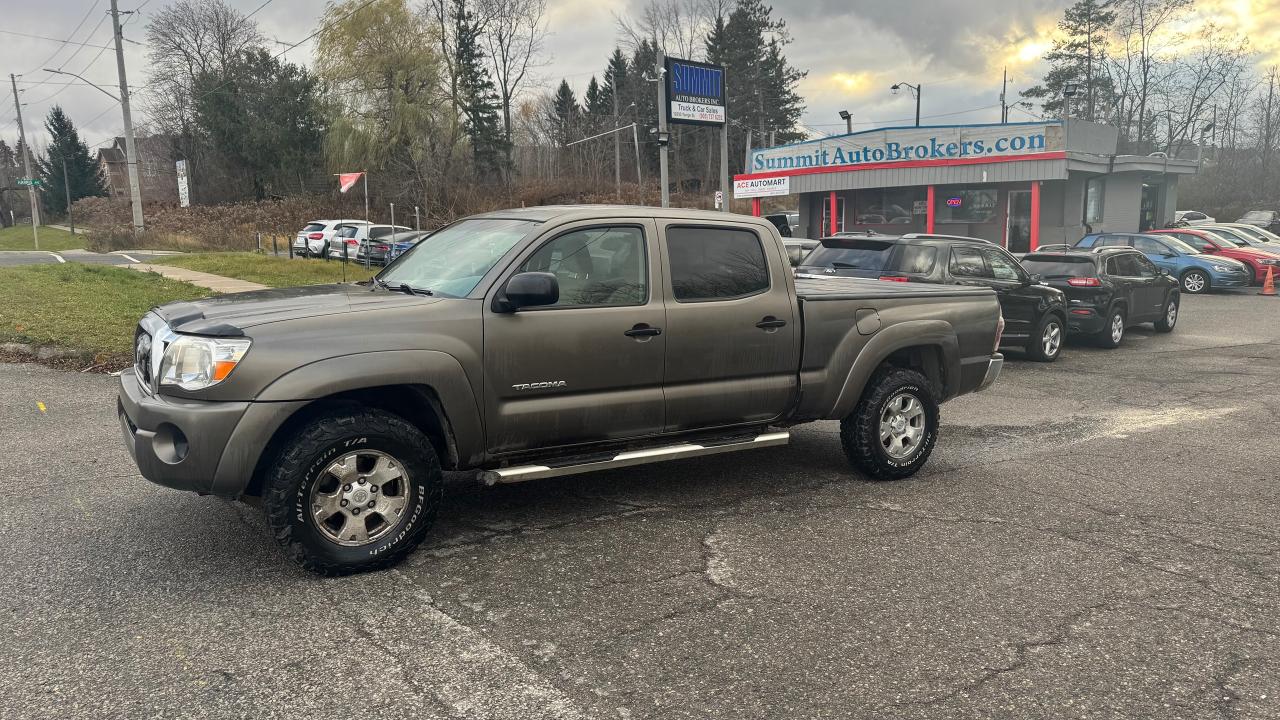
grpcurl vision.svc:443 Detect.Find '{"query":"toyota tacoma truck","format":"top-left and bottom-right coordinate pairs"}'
top-left (119, 206), bottom-right (1004, 574)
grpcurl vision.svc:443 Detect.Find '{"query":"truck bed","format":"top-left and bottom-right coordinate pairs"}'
top-left (794, 275), bottom-right (994, 300)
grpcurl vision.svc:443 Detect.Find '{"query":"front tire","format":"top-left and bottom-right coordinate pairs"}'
top-left (1181, 270), bottom-right (1210, 294)
top-left (1154, 294), bottom-right (1178, 333)
top-left (1096, 306), bottom-right (1126, 348)
top-left (1026, 314), bottom-right (1064, 362)
top-left (840, 367), bottom-right (940, 481)
top-left (264, 408), bottom-right (442, 575)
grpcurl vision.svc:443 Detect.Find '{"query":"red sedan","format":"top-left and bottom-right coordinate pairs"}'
top-left (1151, 228), bottom-right (1280, 285)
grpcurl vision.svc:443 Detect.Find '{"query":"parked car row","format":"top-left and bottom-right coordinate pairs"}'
top-left (790, 217), bottom-right (1280, 362)
top-left (293, 219), bottom-right (430, 265)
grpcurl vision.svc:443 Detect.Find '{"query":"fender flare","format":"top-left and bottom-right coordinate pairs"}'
top-left (255, 349), bottom-right (484, 465)
top-left (825, 320), bottom-right (959, 421)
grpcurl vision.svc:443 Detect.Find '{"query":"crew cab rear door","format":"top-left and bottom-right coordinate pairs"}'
top-left (656, 221), bottom-right (800, 432)
top-left (481, 219), bottom-right (666, 455)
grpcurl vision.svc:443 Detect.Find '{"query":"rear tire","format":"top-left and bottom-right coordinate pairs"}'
top-left (1155, 294), bottom-right (1178, 333)
top-left (840, 367), bottom-right (940, 481)
top-left (1026, 314), bottom-right (1064, 362)
top-left (1096, 306), bottom-right (1126, 348)
top-left (264, 408), bottom-right (442, 575)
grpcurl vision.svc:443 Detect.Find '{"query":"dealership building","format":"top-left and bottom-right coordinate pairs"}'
top-left (734, 120), bottom-right (1198, 251)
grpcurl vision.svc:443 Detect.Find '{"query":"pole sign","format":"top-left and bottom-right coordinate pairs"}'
top-left (734, 175), bottom-right (790, 199)
top-left (16, 177), bottom-right (42, 187)
top-left (175, 160), bottom-right (190, 208)
top-left (664, 57), bottom-right (726, 126)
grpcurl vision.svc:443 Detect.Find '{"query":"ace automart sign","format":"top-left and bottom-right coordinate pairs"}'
top-left (734, 175), bottom-right (790, 199)
top-left (665, 57), bottom-right (725, 126)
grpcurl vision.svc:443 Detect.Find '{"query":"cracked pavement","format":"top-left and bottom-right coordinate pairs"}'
top-left (1, 290), bottom-right (1277, 719)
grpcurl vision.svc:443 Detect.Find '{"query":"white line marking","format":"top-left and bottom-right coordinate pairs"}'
top-left (47, 252), bottom-right (65, 264)
top-left (119, 253), bottom-right (140, 263)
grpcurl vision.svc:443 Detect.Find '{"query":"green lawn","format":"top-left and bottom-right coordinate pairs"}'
top-left (0, 264), bottom-right (210, 364)
top-left (0, 225), bottom-right (84, 252)
top-left (148, 252), bottom-right (379, 288)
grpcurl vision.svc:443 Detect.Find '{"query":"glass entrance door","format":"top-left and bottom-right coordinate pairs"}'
top-left (1007, 190), bottom-right (1032, 252)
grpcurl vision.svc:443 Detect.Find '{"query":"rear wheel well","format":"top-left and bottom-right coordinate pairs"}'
top-left (880, 345), bottom-right (945, 398)
top-left (244, 384), bottom-right (457, 497)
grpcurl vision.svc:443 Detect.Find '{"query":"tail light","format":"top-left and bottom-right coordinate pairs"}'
top-left (1067, 277), bottom-right (1102, 287)
top-left (994, 312), bottom-right (1005, 353)
top-left (307, 232), bottom-right (323, 240)
top-left (375, 244), bottom-right (390, 251)
top-left (346, 239), bottom-right (359, 245)
top-left (878, 275), bottom-right (910, 282)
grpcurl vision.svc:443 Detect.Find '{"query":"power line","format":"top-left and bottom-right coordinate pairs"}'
top-left (21, 0), bottom-right (103, 75)
top-left (0, 28), bottom-right (112, 50)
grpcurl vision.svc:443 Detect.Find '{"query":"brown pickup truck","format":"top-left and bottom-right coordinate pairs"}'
top-left (119, 206), bottom-right (1004, 574)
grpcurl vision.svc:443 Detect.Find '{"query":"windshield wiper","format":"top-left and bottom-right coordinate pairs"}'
top-left (371, 277), bottom-right (432, 295)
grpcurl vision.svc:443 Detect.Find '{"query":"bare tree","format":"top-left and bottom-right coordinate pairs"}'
top-left (616, 0), bottom-right (714, 59)
top-left (1107, 0), bottom-right (1192, 146)
top-left (478, 0), bottom-right (547, 165)
top-left (1152, 25), bottom-right (1251, 155)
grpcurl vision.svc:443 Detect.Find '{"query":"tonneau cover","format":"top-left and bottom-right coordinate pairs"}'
top-left (794, 276), bottom-right (995, 301)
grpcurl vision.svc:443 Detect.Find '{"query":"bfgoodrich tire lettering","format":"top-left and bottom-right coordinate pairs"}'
top-left (265, 408), bottom-right (442, 575)
top-left (840, 367), bottom-right (940, 480)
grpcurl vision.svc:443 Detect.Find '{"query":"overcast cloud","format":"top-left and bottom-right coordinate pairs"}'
top-left (3, 0), bottom-right (1278, 155)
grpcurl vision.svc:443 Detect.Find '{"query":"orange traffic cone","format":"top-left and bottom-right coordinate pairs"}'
top-left (1261, 266), bottom-right (1277, 296)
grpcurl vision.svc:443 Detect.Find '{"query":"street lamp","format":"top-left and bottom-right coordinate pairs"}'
top-left (1062, 81), bottom-right (1081, 120)
top-left (890, 82), bottom-right (922, 126)
top-left (42, 68), bottom-right (119, 102)
top-left (838, 109), bottom-right (852, 134)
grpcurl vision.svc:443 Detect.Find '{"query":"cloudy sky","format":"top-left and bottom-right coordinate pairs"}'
top-left (3, 0), bottom-right (1279, 156)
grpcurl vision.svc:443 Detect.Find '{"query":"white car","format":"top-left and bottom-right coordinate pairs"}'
top-left (1174, 210), bottom-right (1214, 226)
top-left (293, 219), bottom-right (369, 257)
top-left (326, 223), bottom-right (412, 260)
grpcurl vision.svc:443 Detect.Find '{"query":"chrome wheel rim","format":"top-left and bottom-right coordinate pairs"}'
top-left (1184, 273), bottom-right (1206, 293)
top-left (879, 392), bottom-right (926, 460)
top-left (1111, 313), bottom-right (1124, 343)
top-left (309, 450), bottom-right (411, 547)
top-left (1043, 321), bottom-right (1061, 357)
top-left (1166, 301), bottom-right (1177, 326)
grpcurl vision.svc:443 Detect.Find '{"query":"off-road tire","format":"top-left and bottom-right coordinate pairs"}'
top-left (1154, 294), bottom-right (1178, 333)
top-left (1026, 313), bottom-right (1064, 362)
top-left (840, 367), bottom-right (940, 481)
top-left (264, 408), bottom-right (442, 575)
top-left (1096, 305), bottom-right (1126, 348)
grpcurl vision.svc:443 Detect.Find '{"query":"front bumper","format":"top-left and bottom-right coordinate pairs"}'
top-left (117, 369), bottom-right (303, 497)
top-left (977, 353), bottom-right (1003, 391)
top-left (1213, 274), bottom-right (1249, 288)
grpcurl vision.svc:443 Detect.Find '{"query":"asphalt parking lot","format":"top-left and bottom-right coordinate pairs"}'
top-left (0, 249), bottom-right (182, 267)
top-left (2, 290), bottom-right (1277, 720)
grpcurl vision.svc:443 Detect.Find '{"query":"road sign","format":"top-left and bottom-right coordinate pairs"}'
top-left (16, 177), bottom-right (42, 187)
top-left (175, 160), bottom-right (190, 208)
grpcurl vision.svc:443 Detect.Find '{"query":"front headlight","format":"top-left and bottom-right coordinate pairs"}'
top-left (1210, 264), bottom-right (1232, 272)
top-left (1261, 258), bottom-right (1280, 266)
top-left (158, 336), bottom-right (251, 391)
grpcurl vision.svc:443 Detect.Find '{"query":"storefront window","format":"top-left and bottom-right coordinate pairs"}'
top-left (851, 188), bottom-right (926, 230)
top-left (936, 188), bottom-right (998, 224)
top-left (1084, 177), bottom-right (1105, 226)
top-left (821, 197), bottom-right (846, 234)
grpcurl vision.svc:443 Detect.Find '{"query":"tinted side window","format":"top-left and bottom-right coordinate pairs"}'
top-left (892, 244), bottom-right (938, 274)
top-left (1132, 254), bottom-right (1158, 277)
top-left (1111, 255), bottom-right (1140, 276)
top-left (983, 249), bottom-right (1024, 281)
top-left (949, 246), bottom-right (990, 278)
top-left (1131, 236), bottom-right (1166, 254)
top-left (519, 226), bottom-right (648, 307)
top-left (667, 226), bottom-right (769, 302)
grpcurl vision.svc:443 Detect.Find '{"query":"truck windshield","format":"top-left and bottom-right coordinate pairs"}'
top-left (377, 218), bottom-right (538, 297)
top-left (802, 239), bottom-right (895, 270)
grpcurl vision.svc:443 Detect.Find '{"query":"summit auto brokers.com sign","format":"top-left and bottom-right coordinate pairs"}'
top-left (749, 122), bottom-right (1064, 173)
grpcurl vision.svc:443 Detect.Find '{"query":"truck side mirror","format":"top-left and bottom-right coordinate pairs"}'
top-left (496, 272), bottom-right (559, 312)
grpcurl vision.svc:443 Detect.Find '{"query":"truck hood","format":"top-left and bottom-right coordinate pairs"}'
top-left (153, 284), bottom-right (439, 335)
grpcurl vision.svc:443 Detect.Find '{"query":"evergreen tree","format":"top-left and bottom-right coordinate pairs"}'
top-left (1021, 0), bottom-right (1117, 121)
top-left (453, 0), bottom-right (510, 178)
top-left (585, 76), bottom-right (609, 121)
top-left (0, 140), bottom-right (16, 226)
top-left (549, 80), bottom-right (580, 146)
top-left (36, 107), bottom-right (107, 217)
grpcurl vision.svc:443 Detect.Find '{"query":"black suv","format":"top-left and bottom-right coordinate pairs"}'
top-left (1018, 247), bottom-right (1179, 348)
top-left (797, 233), bottom-right (1068, 361)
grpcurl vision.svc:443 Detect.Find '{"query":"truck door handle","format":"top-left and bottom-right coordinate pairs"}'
top-left (755, 316), bottom-right (787, 329)
top-left (624, 324), bottom-right (662, 338)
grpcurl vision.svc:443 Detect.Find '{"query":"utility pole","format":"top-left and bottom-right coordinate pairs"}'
top-left (612, 83), bottom-right (621, 200)
top-left (1000, 67), bottom-right (1008, 124)
top-left (9, 73), bottom-right (40, 248)
top-left (656, 49), bottom-right (669, 208)
top-left (110, 0), bottom-right (145, 231)
top-left (719, 120), bottom-right (729, 213)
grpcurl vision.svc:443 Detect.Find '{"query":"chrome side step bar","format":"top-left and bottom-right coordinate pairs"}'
top-left (479, 431), bottom-right (790, 485)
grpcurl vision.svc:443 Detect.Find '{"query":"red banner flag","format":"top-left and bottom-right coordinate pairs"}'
top-left (337, 172), bottom-right (364, 193)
